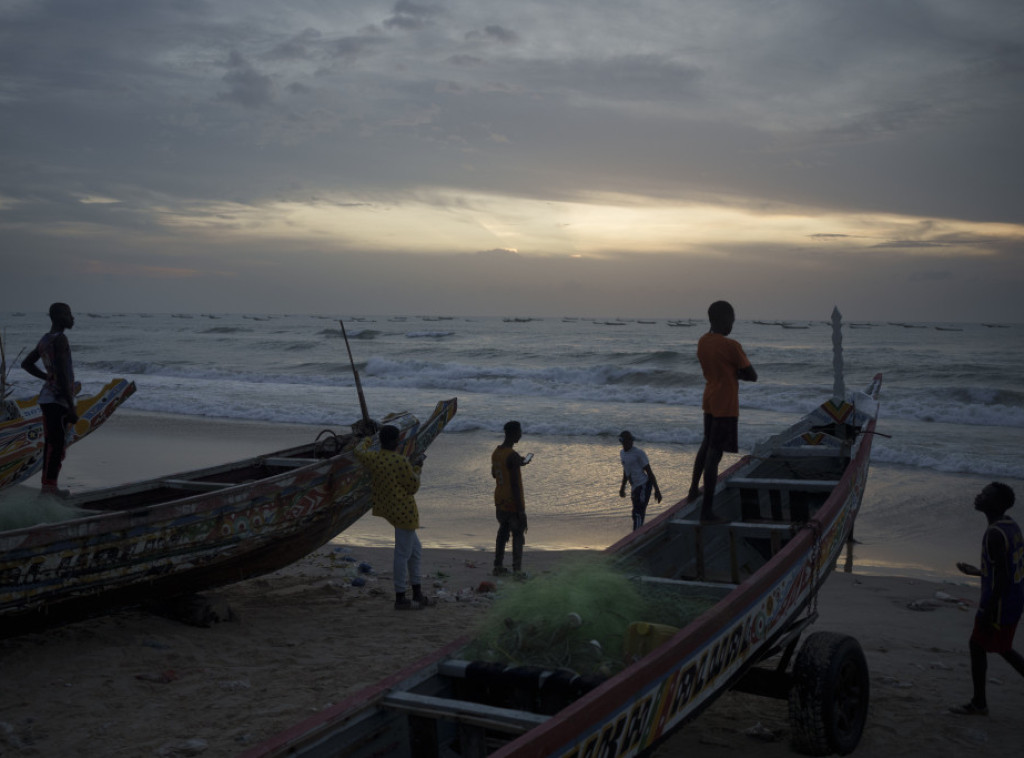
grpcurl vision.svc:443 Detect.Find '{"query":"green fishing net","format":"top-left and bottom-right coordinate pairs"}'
top-left (0, 490), bottom-right (93, 530)
top-left (463, 555), bottom-right (715, 676)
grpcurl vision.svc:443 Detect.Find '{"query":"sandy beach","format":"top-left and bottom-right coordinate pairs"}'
top-left (2, 544), bottom-right (1021, 757)
top-left (2, 414), bottom-right (1022, 756)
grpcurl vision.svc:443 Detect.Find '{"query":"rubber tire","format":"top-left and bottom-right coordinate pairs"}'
top-left (788, 632), bottom-right (870, 755)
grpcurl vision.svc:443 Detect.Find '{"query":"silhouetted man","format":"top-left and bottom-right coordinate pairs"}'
top-left (951, 482), bottom-right (1024, 716)
top-left (688, 301), bottom-right (757, 523)
top-left (22, 302), bottom-right (79, 497)
top-left (492, 420), bottom-right (531, 576)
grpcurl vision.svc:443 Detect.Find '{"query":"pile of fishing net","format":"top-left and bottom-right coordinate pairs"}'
top-left (464, 556), bottom-right (715, 676)
top-left (0, 490), bottom-right (93, 531)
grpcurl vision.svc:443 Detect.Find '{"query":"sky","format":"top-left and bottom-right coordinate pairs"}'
top-left (2, 0), bottom-right (1023, 322)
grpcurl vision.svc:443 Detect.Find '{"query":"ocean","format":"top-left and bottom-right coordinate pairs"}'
top-left (3, 310), bottom-right (1022, 581)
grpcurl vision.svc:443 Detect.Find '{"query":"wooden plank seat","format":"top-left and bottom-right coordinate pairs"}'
top-left (381, 691), bottom-right (548, 734)
top-left (726, 477), bottom-right (837, 490)
top-left (260, 457), bottom-right (322, 468)
top-left (633, 575), bottom-right (738, 597)
top-left (727, 478), bottom-right (837, 523)
top-left (160, 479), bottom-right (236, 491)
top-left (667, 519), bottom-right (799, 584)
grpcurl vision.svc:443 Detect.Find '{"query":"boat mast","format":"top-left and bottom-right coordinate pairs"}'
top-left (831, 306), bottom-right (845, 404)
top-left (339, 320), bottom-right (374, 434)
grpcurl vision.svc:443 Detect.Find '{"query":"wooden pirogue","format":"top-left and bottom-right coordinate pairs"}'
top-left (0, 397), bottom-right (457, 636)
top-left (241, 314), bottom-right (882, 758)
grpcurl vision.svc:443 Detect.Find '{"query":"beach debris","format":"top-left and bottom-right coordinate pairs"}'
top-left (476, 581), bottom-right (497, 594)
top-left (742, 722), bottom-right (783, 742)
top-left (357, 561), bottom-right (373, 574)
top-left (934, 590), bottom-right (973, 609)
top-left (219, 678), bottom-right (252, 691)
top-left (351, 576), bottom-right (367, 587)
top-left (906, 599), bottom-right (939, 611)
top-left (0, 721), bottom-right (22, 750)
top-left (155, 737), bottom-right (209, 756)
top-left (145, 593), bottom-right (235, 627)
top-left (135, 669), bottom-right (178, 684)
top-left (878, 676), bottom-right (914, 689)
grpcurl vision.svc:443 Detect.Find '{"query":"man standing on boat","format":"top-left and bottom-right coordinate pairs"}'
top-left (618, 430), bottom-right (661, 530)
top-left (354, 425), bottom-right (434, 610)
top-left (21, 302), bottom-right (79, 498)
top-left (689, 300), bottom-right (757, 523)
top-left (492, 420), bottom-right (531, 577)
top-left (951, 482), bottom-right (1024, 716)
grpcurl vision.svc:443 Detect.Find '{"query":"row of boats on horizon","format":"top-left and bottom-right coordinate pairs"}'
top-left (2, 312), bottom-right (1016, 330)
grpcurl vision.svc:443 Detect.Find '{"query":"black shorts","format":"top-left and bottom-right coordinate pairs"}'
top-left (703, 413), bottom-right (738, 453)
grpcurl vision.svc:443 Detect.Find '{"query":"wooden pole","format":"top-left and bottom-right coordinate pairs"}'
top-left (339, 320), bottom-right (371, 428)
top-left (831, 306), bottom-right (845, 404)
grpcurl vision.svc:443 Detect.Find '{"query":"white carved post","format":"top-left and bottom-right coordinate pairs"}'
top-left (831, 306), bottom-right (845, 403)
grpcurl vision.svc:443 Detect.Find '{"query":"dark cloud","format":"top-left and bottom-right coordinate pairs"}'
top-left (384, 1), bottom-right (444, 31)
top-left (872, 240), bottom-right (948, 249)
top-left (465, 25), bottom-right (519, 44)
top-left (218, 53), bottom-right (274, 108)
top-left (264, 29), bottom-right (323, 61)
top-left (328, 34), bottom-right (389, 60)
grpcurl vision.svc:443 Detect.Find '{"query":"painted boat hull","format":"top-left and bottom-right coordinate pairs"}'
top-left (0, 398), bottom-right (457, 635)
top-left (242, 377), bottom-right (881, 758)
top-left (0, 378), bottom-right (137, 491)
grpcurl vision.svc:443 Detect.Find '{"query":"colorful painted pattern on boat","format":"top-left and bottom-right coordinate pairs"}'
top-left (0, 378), bottom-right (136, 491)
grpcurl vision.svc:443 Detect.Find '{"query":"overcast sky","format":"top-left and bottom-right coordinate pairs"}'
top-left (2, 0), bottom-right (1022, 321)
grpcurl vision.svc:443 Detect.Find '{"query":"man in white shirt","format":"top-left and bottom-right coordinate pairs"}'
top-left (618, 431), bottom-right (662, 531)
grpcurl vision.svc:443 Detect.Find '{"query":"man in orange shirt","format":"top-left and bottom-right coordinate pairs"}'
top-left (689, 301), bottom-right (757, 523)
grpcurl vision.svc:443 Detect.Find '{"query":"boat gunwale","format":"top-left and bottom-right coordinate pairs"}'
top-left (0, 412), bottom-right (422, 545)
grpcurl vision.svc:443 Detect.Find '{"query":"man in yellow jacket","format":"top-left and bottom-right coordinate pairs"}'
top-left (355, 425), bottom-right (434, 610)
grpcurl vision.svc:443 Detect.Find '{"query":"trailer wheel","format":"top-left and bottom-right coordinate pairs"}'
top-left (788, 632), bottom-right (869, 755)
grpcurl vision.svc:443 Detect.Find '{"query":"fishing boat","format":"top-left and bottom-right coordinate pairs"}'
top-left (0, 397), bottom-right (457, 636)
top-left (0, 378), bottom-right (137, 492)
top-left (242, 310), bottom-right (881, 758)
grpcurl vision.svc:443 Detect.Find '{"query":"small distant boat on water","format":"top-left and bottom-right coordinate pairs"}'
top-left (934, 326), bottom-right (963, 332)
top-left (982, 323), bottom-right (1009, 328)
top-left (0, 397), bottom-right (457, 636)
top-left (244, 310), bottom-right (881, 758)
